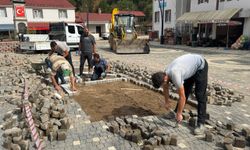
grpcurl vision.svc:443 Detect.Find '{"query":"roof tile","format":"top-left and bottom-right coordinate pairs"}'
top-left (0, 0), bottom-right (75, 8)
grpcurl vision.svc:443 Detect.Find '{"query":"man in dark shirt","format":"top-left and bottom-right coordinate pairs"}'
top-left (91, 53), bottom-right (110, 80)
top-left (79, 28), bottom-right (96, 76)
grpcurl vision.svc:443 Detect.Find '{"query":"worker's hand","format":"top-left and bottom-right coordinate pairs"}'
top-left (55, 85), bottom-right (62, 91)
top-left (176, 112), bottom-right (183, 123)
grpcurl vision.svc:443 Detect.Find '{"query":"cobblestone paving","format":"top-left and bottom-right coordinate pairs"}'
top-left (45, 97), bottom-right (218, 150)
top-left (45, 99), bottom-right (140, 150)
top-left (1, 41), bottom-right (250, 150)
top-left (57, 40), bottom-right (249, 150)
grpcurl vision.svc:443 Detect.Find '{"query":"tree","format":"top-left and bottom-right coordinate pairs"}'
top-left (68, 0), bottom-right (95, 12)
top-left (115, 0), bottom-right (137, 11)
top-left (98, 0), bottom-right (112, 13)
top-left (68, 0), bottom-right (152, 22)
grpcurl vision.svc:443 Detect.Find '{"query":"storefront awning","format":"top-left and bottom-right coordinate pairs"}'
top-left (176, 12), bottom-right (206, 23)
top-left (0, 24), bottom-right (15, 31)
top-left (28, 22), bottom-right (49, 31)
top-left (177, 8), bottom-right (241, 23)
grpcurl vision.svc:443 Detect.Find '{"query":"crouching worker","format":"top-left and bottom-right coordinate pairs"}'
top-left (91, 53), bottom-right (110, 80)
top-left (48, 54), bottom-right (77, 92)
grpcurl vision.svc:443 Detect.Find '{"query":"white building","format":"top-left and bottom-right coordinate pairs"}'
top-left (76, 12), bottom-right (111, 38)
top-left (0, 0), bottom-right (75, 38)
top-left (152, 0), bottom-right (190, 38)
top-left (177, 0), bottom-right (250, 47)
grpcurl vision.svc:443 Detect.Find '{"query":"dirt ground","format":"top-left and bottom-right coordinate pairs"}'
top-left (74, 81), bottom-right (194, 122)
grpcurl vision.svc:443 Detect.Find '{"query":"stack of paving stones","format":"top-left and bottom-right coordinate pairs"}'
top-left (106, 116), bottom-right (178, 150)
top-left (0, 53), bottom-right (71, 149)
top-left (0, 41), bottom-right (19, 52)
top-left (110, 61), bottom-right (245, 107)
top-left (187, 109), bottom-right (250, 149)
top-left (206, 83), bottom-right (244, 106)
top-left (106, 109), bottom-right (250, 149)
top-left (110, 61), bottom-right (152, 85)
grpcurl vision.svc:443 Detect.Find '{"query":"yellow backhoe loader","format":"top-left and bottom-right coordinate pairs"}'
top-left (108, 8), bottom-right (150, 54)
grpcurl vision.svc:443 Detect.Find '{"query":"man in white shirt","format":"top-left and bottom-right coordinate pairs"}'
top-left (49, 41), bottom-right (75, 76)
top-left (151, 54), bottom-right (208, 135)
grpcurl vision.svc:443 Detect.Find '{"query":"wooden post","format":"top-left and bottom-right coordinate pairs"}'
top-left (226, 23), bottom-right (230, 49)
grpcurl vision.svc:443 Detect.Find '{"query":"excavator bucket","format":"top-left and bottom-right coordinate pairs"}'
top-left (109, 37), bottom-right (150, 54)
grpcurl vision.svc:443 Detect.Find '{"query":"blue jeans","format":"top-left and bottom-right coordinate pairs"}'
top-left (45, 58), bottom-right (66, 84)
top-left (91, 65), bottom-right (106, 80)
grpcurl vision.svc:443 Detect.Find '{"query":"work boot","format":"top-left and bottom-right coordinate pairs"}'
top-left (194, 124), bottom-right (205, 135)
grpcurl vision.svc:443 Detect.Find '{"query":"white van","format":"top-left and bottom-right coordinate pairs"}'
top-left (20, 22), bottom-right (84, 51)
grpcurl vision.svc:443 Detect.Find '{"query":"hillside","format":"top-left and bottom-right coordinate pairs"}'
top-left (68, 0), bottom-right (152, 23)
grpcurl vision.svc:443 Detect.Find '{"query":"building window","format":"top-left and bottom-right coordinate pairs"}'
top-left (220, 0), bottom-right (225, 2)
top-left (0, 8), bottom-right (7, 17)
top-left (198, 0), bottom-right (209, 4)
top-left (77, 26), bottom-right (84, 35)
top-left (59, 10), bottom-right (68, 19)
top-left (165, 10), bottom-right (171, 22)
top-left (155, 11), bottom-right (160, 23)
top-left (33, 9), bottom-right (43, 19)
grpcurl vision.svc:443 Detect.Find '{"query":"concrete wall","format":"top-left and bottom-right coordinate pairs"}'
top-left (243, 18), bottom-right (250, 37)
top-left (0, 7), bottom-right (14, 24)
top-left (26, 8), bottom-right (75, 22)
top-left (176, 0), bottom-right (190, 19)
top-left (191, 0), bottom-right (216, 11)
top-left (218, 0), bottom-right (250, 10)
top-left (88, 22), bottom-right (109, 34)
top-left (152, 0), bottom-right (177, 38)
top-left (191, 0), bottom-right (250, 12)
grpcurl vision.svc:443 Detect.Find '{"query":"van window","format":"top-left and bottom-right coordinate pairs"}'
top-left (77, 26), bottom-right (84, 35)
top-left (68, 26), bottom-right (75, 34)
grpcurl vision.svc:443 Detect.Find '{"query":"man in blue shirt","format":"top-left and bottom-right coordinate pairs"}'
top-left (91, 53), bottom-right (110, 80)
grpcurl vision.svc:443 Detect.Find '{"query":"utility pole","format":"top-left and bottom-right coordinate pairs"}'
top-left (87, 9), bottom-right (89, 29)
top-left (86, 0), bottom-right (89, 29)
top-left (216, 0), bottom-right (219, 10)
top-left (158, 0), bottom-right (165, 44)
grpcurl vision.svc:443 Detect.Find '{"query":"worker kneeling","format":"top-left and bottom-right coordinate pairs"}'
top-left (48, 54), bottom-right (77, 92)
top-left (91, 53), bottom-right (110, 80)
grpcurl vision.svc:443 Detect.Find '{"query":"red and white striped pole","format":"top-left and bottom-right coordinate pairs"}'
top-left (23, 79), bottom-right (43, 150)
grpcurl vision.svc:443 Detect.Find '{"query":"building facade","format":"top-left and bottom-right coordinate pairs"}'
top-left (76, 12), bottom-right (111, 38)
top-left (190, 0), bottom-right (250, 37)
top-left (177, 0), bottom-right (250, 47)
top-left (152, 0), bottom-right (190, 38)
top-left (0, 0), bottom-right (75, 39)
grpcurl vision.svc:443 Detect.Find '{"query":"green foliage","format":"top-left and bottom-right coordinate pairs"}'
top-left (98, 0), bottom-right (112, 13)
top-left (115, 0), bottom-right (137, 11)
top-left (68, 0), bottom-right (152, 22)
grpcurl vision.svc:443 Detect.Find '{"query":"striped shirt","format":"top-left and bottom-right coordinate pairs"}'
top-left (49, 54), bottom-right (72, 76)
